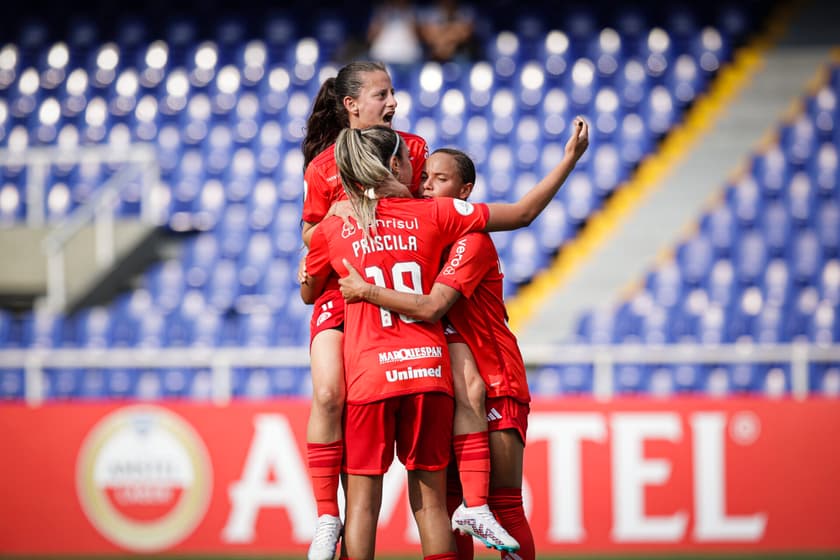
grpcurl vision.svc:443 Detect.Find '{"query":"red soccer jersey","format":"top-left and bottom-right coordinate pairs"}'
top-left (301, 130), bottom-right (429, 225)
top-left (435, 233), bottom-right (531, 403)
top-left (307, 197), bottom-right (490, 404)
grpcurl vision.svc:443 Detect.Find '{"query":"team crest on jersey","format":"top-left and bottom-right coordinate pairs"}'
top-left (341, 222), bottom-right (357, 239)
top-left (453, 199), bottom-right (475, 216)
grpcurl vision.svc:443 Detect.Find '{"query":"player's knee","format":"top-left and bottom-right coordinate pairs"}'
top-left (312, 385), bottom-right (345, 416)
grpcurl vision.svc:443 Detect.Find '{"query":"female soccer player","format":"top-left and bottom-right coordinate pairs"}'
top-left (337, 143), bottom-right (593, 558)
top-left (300, 60), bottom-right (428, 560)
top-left (301, 121), bottom-right (587, 559)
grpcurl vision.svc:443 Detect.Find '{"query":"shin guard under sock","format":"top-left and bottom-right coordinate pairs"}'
top-left (306, 440), bottom-right (342, 517)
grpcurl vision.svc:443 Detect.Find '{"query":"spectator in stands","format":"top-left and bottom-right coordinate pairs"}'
top-left (367, 0), bottom-right (424, 66)
top-left (302, 120), bottom-right (587, 557)
top-left (419, 0), bottom-right (480, 62)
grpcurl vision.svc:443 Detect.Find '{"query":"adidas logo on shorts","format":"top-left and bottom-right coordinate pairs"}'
top-left (486, 407), bottom-right (503, 422)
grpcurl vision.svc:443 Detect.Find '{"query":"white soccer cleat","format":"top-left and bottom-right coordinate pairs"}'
top-left (308, 514), bottom-right (343, 560)
top-left (451, 503), bottom-right (520, 552)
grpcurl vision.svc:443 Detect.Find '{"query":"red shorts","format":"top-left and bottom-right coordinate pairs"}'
top-left (343, 392), bottom-right (454, 475)
top-left (310, 288), bottom-right (345, 344)
top-left (443, 320), bottom-right (465, 345)
top-left (485, 396), bottom-right (530, 444)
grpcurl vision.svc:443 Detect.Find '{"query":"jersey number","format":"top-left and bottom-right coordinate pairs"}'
top-left (365, 262), bottom-right (422, 327)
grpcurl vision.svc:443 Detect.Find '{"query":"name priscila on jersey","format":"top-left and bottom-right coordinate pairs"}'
top-left (352, 235), bottom-right (418, 257)
top-left (385, 365), bottom-right (443, 382)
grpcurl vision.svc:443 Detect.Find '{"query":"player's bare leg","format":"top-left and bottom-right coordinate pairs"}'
top-left (343, 474), bottom-right (383, 560)
top-left (408, 468), bottom-right (457, 556)
top-left (307, 329), bottom-right (346, 560)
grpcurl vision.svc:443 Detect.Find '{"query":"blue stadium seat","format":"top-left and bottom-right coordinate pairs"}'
top-left (217, 203), bottom-right (249, 259)
top-left (205, 258), bottom-right (239, 312)
top-left (532, 200), bottom-right (570, 252)
top-left (233, 367), bottom-right (272, 399)
top-left (733, 230), bottom-right (768, 286)
top-left (486, 31), bottom-right (521, 85)
top-left (73, 306), bottom-right (112, 348)
top-left (617, 112), bottom-right (652, 167)
top-left (105, 368), bottom-right (140, 399)
top-left (667, 54), bottom-right (704, 107)
top-left (642, 85), bottom-right (676, 135)
top-left (539, 30), bottom-right (571, 80)
top-left (784, 286), bottom-right (819, 342)
top-left (700, 366), bottom-right (727, 396)
top-left (0, 179), bottom-right (25, 224)
top-left (0, 369), bottom-right (24, 400)
top-left (614, 364), bottom-right (651, 395)
top-left (676, 235), bottom-right (714, 287)
top-left (810, 364), bottom-right (840, 397)
top-left (592, 87), bottom-right (622, 143)
top-left (672, 364), bottom-right (704, 392)
top-left (808, 300), bottom-right (837, 345)
top-left (780, 115), bottom-right (817, 168)
top-left (759, 201), bottom-right (791, 257)
top-left (789, 228), bottom-right (823, 285)
top-left (761, 258), bottom-right (793, 310)
top-left (145, 259), bottom-right (185, 313)
top-left (529, 365), bottom-right (594, 396)
top-left (22, 307), bottom-right (64, 348)
top-left (819, 259), bottom-right (840, 305)
top-left (503, 230), bottom-right (544, 285)
top-left (238, 232), bottom-right (273, 294)
top-left (809, 142), bottom-right (838, 199)
top-left (704, 258), bottom-right (736, 308)
top-left (640, 301), bottom-right (669, 344)
top-left (752, 146), bottom-right (789, 199)
top-left (817, 201), bottom-right (840, 259)
top-left (787, 171), bottom-right (817, 226)
top-left (761, 365), bottom-right (791, 397)
top-left (45, 368), bottom-right (82, 400)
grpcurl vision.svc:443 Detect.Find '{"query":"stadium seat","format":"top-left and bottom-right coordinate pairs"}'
top-left (45, 368), bottom-right (82, 400)
top-left (810, 365), bottom-right (840, 397)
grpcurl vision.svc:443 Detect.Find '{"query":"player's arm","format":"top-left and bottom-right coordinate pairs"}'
top-left (302, 221), bottom-right (317, 247)
top-left (300, 272), bottom-right (328, 304)
top-left (484, 117), bottom-right (588, 232)
top-left (302, 200), bottom-right (353, 248)
top-left (300, 228), bottom-right (331, 304)
top-left (339, 259), bottom-right (461, 322)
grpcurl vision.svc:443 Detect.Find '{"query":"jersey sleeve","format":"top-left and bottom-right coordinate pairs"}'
top-left (302, 163), bottom-right (333, 224)
top-left (434, 198), bottom-right (490, 245)
top-left (305, 225), bottom-right (333, 278)
top-left (435, 234), bottom-right (497, 298)
top-left (402, 132), bottom-right (430, 197)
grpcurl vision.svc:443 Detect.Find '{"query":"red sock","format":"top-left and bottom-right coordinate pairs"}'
top-left (446, 462), bottom-right (473, 560)
top-left (307, 440), bottom-right (342, 517)
top-left (425, 554), bottom-right (457, 560)
top-left (453, 432), bottom-right (489, 507)
top-left (488, 487), bottom-right (534, 560)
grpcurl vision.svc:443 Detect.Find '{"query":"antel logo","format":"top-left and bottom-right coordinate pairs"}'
top-left (76, 406), bottom-right (212, 552)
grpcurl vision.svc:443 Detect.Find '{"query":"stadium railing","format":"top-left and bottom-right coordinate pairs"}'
top-left (1, 342), bottom-right (838, 404)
